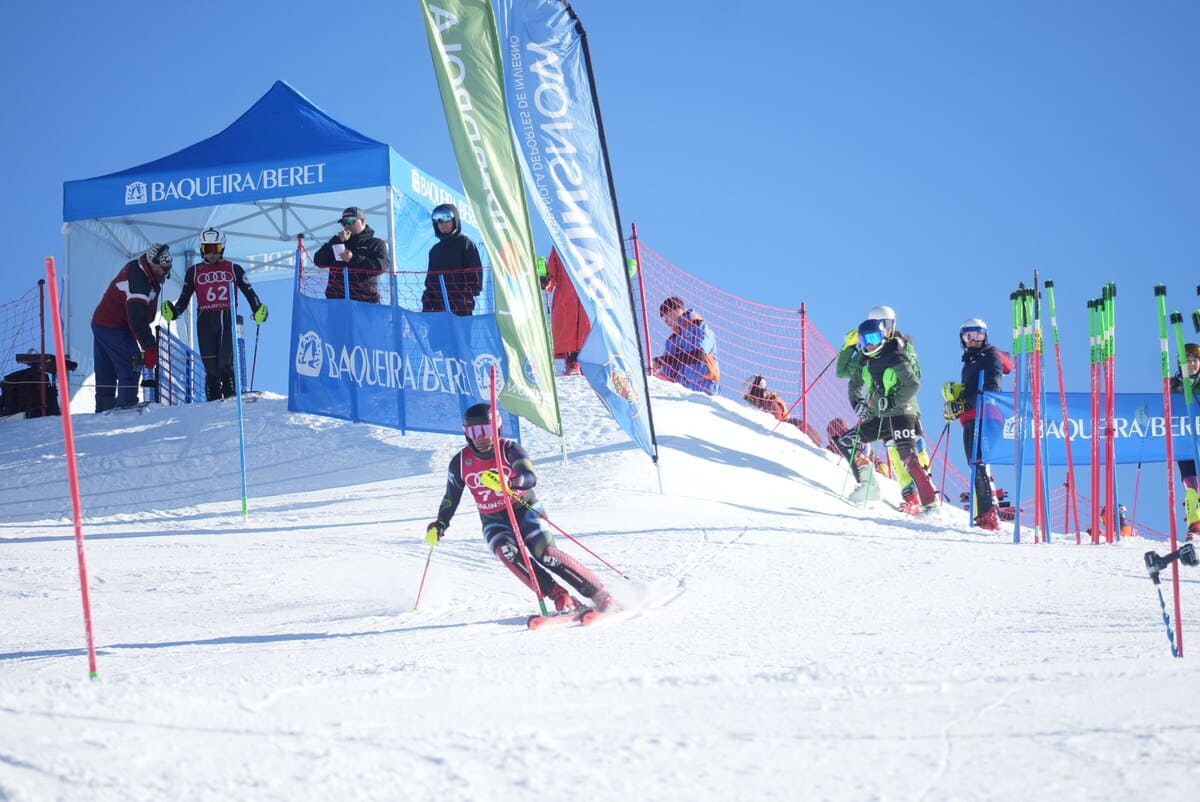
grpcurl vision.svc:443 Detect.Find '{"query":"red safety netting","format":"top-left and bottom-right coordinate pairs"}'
top-left (0, 284), bottom-right (45, 374)
top-left (629, 236), bottom-right (977, 501)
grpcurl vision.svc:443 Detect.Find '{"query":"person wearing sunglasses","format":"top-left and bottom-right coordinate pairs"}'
top-left (314, 206), bottom-right (390, 303)
top-left (91, 243), bottom-right (172, 412)
top-left (947, 318), bottom-right (1013, 531)
top-left (422, 403), bottom-right (617, 615)
top-left (1170, 342), bottom-right (1200, 541)
top-left (834, 317), bottom-right (940, 515)
top-left (161, 228), bottom-right (267, 401)
top-left (421, 203), bottom-right (483, 315)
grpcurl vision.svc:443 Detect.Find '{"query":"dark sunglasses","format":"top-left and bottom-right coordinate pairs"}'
top-left (340, 217), bottom-right (360, 227)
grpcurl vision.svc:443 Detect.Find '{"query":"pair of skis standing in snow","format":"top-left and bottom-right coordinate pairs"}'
top-left (423, 403), bottom-right (617, 626)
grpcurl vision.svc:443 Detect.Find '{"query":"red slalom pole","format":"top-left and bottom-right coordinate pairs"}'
top-left (490, 367), bottom-right (548, 615)
top-left (45, 257), bottom-right (99, 679)
top-left (412, 546), bottom-right (435, 611)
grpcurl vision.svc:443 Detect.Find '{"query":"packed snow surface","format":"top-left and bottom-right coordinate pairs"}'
top-left (2, 380), bottom-right (1197, 801)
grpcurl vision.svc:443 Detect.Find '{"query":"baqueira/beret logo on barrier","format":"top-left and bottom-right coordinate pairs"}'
top-left (124, 163), bottom-right (327, 206)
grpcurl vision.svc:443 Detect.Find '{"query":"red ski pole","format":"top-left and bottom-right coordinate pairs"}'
top-left (413, 545), bottom-right (435, 611)
top-left (504, 490), bottom-right (629, 579)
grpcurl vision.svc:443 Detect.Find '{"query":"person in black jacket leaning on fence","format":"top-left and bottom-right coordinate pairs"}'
top-left (315, 206), bottom-right (390, 303)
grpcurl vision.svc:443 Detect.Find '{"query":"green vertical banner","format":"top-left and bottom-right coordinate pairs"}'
top-left (421, 0), bottom-right (561, 434)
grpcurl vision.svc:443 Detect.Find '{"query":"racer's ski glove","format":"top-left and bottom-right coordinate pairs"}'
top-left (425, 521), bottom-right (445, 546)
top-left (480, 469), bottom-right (504, 493)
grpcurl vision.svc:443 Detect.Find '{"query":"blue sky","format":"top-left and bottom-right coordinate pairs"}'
top-left (3, 1), bottom-right (1198, 533)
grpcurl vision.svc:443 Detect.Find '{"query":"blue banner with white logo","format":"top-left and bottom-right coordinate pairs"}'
top-left (288, 285), bottom-right (519, 437)
top-left (979, 391), bottom-right (1200, 465)
top-left (499, 0), bottom-right (656, 458)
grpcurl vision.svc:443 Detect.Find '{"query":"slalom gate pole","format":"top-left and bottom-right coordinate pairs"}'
top-left (773, 353), bottom-right (838, 433)
top-left (250, 324), bottom-right (261, 392)
top-left (413, 545), bottom-right (435, 611)
top-left (1027, 284), bottom-right (1046, 542)
top-left (490, 367), bottom-right (548, 615)
top-left (1088, 299), bottom-right (1102, 544)
top-left (1031, 275), bottom-right (1053, 542)
top-left (45, 257), bottom-right (99, 679)
top-left (1008, 291), bottom-right (1027, 542)
top-left (1154, 285), bottom-right (1184, 656)
top-left (502, 490), bottom-right (629, 579)
top-left (1170, 311), bottom-right (1200, 533)
top-left (228, 285), bottom-right (250, 518)
top-left (1045, 280), bottom-right (1082, 543)
top-left (1010, 289), bottom-right (1027, 543)
top-left (1103, 284), bottom-right (1119, 541)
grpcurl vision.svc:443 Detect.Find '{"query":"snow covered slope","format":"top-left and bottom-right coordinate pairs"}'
top-left (1, 379), bottom-right (1197, 801)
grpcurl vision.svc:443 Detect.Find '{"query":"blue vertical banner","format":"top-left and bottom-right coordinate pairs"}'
top-left (979, 391), bottom-right (1198, 465)
top-left (499, 0), bottom-right (656, 458)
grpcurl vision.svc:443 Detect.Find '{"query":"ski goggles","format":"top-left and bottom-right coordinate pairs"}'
top-left (431, 209), bottom-right (455, 223)
top-left (200, 243), bottom-right (224, 256)
top-left (464, 424), bottom-right (495, 440)
top-left (961, 328), bottom-right (987, 344)
top-left (858, 330), bottom-right (886, 350)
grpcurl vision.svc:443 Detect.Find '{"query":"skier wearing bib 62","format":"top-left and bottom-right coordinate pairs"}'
top-left (424, 403), bottom-right (616, 616)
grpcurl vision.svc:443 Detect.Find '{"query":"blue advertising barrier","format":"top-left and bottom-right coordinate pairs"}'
top-left (979, 391), bottom-right (1199, 465)
top-left (288, 291), bottom-right (519, 437)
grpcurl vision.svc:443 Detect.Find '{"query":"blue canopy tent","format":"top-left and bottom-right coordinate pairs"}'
top-left (61, 80), bottom-right (484, 405)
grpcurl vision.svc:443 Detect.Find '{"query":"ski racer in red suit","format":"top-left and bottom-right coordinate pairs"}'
top-left (162, 228), bottom-right (267, 401)
top-left (424, 403), bottom-right (616, 614)
top-left (91, 243), bottom-right (172, 411)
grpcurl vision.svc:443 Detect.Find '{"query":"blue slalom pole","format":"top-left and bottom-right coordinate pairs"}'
top-left (229, 283), bottom-right (250, 518)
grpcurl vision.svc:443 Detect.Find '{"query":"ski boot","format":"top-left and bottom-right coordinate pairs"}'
top-left (547, 585), bottom-right (580, 614)
top-left (974, 508), bottom-right (1001, 531)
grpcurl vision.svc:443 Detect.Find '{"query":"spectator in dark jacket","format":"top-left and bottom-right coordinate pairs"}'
top-left (91, 244), bottom-right (172, 411)
top-left (314, 206), bottom-right (390, 303)
top-left (422, 203), bottom-right (483, 315)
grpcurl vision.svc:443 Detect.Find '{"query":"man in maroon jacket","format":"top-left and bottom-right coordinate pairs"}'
top-left (91, 244), bottom-right (172, 411)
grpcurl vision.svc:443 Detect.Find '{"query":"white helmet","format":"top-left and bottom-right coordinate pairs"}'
top-left (960, 317), bottom-right (988, 347)
top-left (867, 305), bottom-right (896, 336)
top-left (199, 228), bottom-right (226, 257)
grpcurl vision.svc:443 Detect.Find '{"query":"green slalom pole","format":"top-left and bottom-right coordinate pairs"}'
top-left (1154, 286), bottom-right (1184, 656)
top-left (1087, 298), bottom-right (1102, 543)
top-left (1009, 290), bottom-right (1025, 544)
top-left (1170, 311), bottom-right (1200, 532)
top-left (1102, 284), bottom-right (1119, 540)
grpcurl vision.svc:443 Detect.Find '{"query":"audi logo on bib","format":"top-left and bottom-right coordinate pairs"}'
top-left (195, 264), bottom-right (235, 311)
